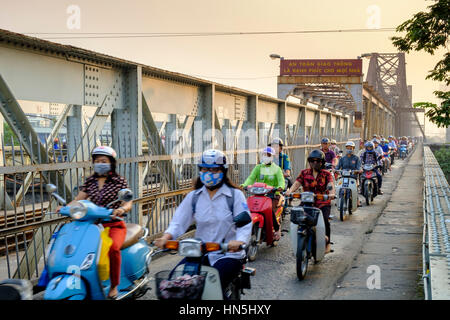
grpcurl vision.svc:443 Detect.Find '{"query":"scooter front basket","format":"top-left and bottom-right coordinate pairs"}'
top-left (155, 270), bottom-right (207, 300)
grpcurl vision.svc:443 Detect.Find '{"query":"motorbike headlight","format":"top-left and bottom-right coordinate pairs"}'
top-left (301, 192), bottom-right (315, 203)
top-left (178, 239), bottom-right (203, 257)
top-left (69, 201), bottom-right (87, 220)
top-left (80, 253), bottom-right (96, 270)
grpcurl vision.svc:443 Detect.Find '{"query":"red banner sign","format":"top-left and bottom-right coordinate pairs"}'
top-left (280, 59), bottom-right (362, 76)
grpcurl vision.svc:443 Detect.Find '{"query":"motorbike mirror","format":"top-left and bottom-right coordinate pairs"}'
top-left (117, 189), bottom-right (133, 202)
top-left (233, 212), bottom-right (252, 228)
top-left (327, 185), bottom-right (333, 191)
top-left (339, 150), bottom-right (343, 154)
top-left (45, 184), bottom-right (57, 194)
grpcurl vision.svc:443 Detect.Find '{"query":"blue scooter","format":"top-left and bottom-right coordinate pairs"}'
top-left (43, 184), bottom-right (153, 300)
top-left (399, 145), bottom-right (407, 160)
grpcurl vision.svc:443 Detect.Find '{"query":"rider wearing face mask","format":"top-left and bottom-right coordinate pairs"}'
top-left (360, 141), bottom-right (383, 195)
top-left (286, 149), bottom-right (336, 253)
top-left (155, 150), bottom-right (252, 297)
top-left (63, 146), bottom-right (132, 299)
top-left (241, 147), bottom-right (285, 240)
top-left (336, 141), bottom-right (363, 207)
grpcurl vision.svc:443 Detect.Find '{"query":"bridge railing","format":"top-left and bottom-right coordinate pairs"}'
top-left (0, 132), bottom-right (359, 282)
top-left (422, 146), bottom-right (450, 299)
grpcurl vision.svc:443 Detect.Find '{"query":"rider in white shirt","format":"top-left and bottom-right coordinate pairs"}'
top-left (155, 149), bottom-right (252, 294)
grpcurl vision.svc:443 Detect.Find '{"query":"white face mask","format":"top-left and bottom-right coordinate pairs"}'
top-left (262, 155), bottom-right (273, 165)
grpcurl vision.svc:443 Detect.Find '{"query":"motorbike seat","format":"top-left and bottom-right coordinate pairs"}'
top-left (121, 223), bottom-right (145, 249)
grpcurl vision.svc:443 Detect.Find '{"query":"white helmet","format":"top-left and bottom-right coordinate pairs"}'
top-left (91, 146), bottom-right (117, 159)
top-left (345, 141), bottom-right (355, 148)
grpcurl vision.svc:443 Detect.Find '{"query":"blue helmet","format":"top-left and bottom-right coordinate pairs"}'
top-left (321, 137), bottom-right (330, 144)
top-left (262, 146), bottom-right (276, 156)
top-left (365, 141), bottom-right (374, 149)
top-left (198, 149), bottom-right (228, 169)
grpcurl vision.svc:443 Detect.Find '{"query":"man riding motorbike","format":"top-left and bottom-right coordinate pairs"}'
top-left (286, 149), bottom-right (336, 254)
top-left (336, 141), bottom-right (362, 207)
top-left (320, 138), bottom-right (337, 167)
top-left (154, 149), bottom-right (252, 297)
top-left (241, 147), bottom-right (285, 241)
top-left (360, 141), bottom-right (383, 195)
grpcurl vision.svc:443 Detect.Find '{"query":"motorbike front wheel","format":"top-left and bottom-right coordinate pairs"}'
top-left (364, 182), bottom-right (372, 206)
top-left (339, 193), bottom-right (346, 221)
top-left (296, 235), bottom-right (308, 280)
top-left (247, 225), bottom-right (259, 262)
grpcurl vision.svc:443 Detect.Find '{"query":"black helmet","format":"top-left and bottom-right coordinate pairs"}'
top-left (307, 149), bottom-right (325, 163)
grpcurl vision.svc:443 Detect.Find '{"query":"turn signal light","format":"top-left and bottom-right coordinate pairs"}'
top-left (205, 242), bottom-right (221, 252)
top-left (316, 194), bottom-right (324, 200)
top-left (293, 193), bottom-right (301, 198)
top-left (165, 240), bottom-right (179, 250)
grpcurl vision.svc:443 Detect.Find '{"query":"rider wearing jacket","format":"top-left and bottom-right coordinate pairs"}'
top-left (241, 147), bottom-right (285, 240)
top-left (336, 141), bottom-right (362, 207)
top-left (268, 137), bottom-right (292, 189)
top-left (286, 149), bottom-right (336, 254)
top-left (64, 146), bottom-right (132, 299)
top-left (360, 141), bottom-right (383, 195)
top-left (155, 150), bottom-right (252, 296)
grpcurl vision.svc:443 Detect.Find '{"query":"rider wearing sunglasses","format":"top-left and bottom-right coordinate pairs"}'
top-left (286, 149), bottom-right (335, 253)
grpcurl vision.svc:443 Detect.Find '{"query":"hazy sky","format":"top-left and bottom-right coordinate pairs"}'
top-left (0, 0), bottom-right (447, 137)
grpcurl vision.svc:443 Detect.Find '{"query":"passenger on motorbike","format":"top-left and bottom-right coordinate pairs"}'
top-left (286, 149), bottom-right (336, 254)
top-left (336, 141), bottom-right (362, 207)
top-left (380, 139), bottom-right (392, 171)
top-left (62, 146), bottom-right (132, 299)
top-left (154, 149), bottom-right (252, 296)
top-left (360, 142), bottom-right (383, 195)
top-left (320, 138), bottom-right (337, 167)
top-left (388, 136), bottom-right (397, 153)
top-left (330, 139), bottom-right (341, 156)
top-left (241, 147), bottom-right (285, 241)
top-left (268, 138), bottom-right (292, 189)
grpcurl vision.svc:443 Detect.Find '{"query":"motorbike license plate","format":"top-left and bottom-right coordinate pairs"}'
top-left (342, 178), bottom-right (349, 188)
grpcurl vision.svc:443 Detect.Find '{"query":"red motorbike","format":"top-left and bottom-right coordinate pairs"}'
top-left (244, 182), bottom-right (284, 262)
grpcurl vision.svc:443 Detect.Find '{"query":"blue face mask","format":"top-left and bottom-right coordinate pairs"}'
top-left (200, 171), bottom-right (224, 187)
top-left (94, 163), bottom-right (111, 175)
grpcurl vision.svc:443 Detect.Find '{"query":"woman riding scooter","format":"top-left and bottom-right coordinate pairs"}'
top-left (61, 146), bottom-right (132, 299)
top-left (286, 149), bottom-right (336, 254)
top-left (241, 147), bottom-right (285, 241)
top-left (154, 149), bottom-right (252, 297)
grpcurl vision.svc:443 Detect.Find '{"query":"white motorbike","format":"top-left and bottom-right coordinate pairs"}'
top-left (154, 212), bottom-right (255, 300)
top-left (288, 192), bottom-right (327, 280)
top-left (335, 169), bottom-right (359, 221)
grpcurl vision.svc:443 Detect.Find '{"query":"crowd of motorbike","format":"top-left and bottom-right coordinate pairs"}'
top-left (0, 135), bottom-right (417, 301)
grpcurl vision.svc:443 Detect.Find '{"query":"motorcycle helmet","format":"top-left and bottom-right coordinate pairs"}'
top-left (307, 149), bottom-right (325, 163)
top-left (198, 149), bottom-right (228, 169)
top-left (345, 141), bottom-right (355, 148)
top-left (261, 147), bottom-right (276, 165)
top-left (91, 146), bottom-right (117, 175)
top-left (268, 137), bottom-right (284, 147)
top-left (365, 141), bottom-right (374, 150)
top-left (198, 149), bottom-right (228, 189)
top-left (331, 139), bottom-right (337, 144)
top-left (321, 138), bottom-right (330, 144)
top-left (92, 146), bottom-right (117, 159)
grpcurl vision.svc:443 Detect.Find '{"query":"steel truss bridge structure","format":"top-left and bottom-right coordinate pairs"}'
top-left (0, 28), bottom-right (423, 283)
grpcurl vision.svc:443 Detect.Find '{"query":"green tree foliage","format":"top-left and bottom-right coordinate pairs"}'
top-left (433, 146), bottom-right (450, 182)
top-left (391, 0), bottom-right (450, 128)
top-left (3, 122), bottom-right (19, 146)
